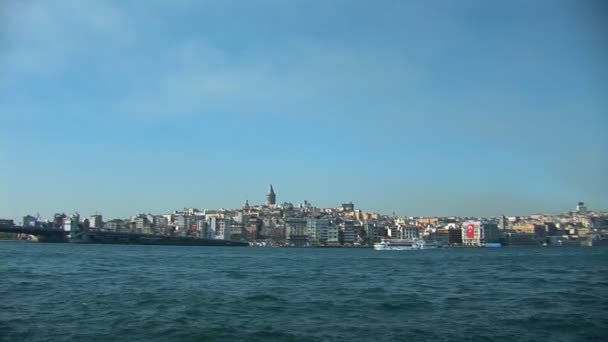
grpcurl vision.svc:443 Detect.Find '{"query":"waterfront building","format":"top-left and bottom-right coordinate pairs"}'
top-left (427, 228), bottom-right (449, 245)
top-left (53, 213), bottom-right (67, 228)
top-left (461, 222), bottom-right (501, 246)
top-left (104, 219), bottom-right (125, 232)
top-left (63, 213), bottom-right (80, 233)
top-left (145, 214), bottom-right (154, 223)
top-left (207, 216), bottom-right (232, 240)
top-left (261, 218), bottom-right (277, 237)
top-left (271, 226), bottom-right (286, 242)
top-left (244, 223), bottom-right (258, 241)
top-left (197, 219), bottom-right (214, 239)
top-left (245, 216), bottom-right (263, 238)
top-left (388, 225), bottom-right (419, 240)
top-left (354, 223), bottom-right (365, 243)
top-left (205, 217), bottom-right (217, 238)
top-left (341, 220), bottom-right (355, 244)
top-left (135, 215), bottom-right (151, 233)
top-left (216, 218), bottom-right (232, 240)
top-left (23, 215), bottom-right (37, 227)
top-left (265, 184), bottom-right (276, 206)
top-left (90, 214), bottom-right (103, 229)
top-left (0, 219), bottom-right (14, 225)
top-left (447, 228), bottom-right (463, 245)
top-left (364, 221), bottom-right (376, 243)
top-left (230, 222), bottom-right (244, 240)
top-left (162, 214), bottom-right (174, 225)
top-left (484, 223), bottom-right (501, 243)
top-left (234, 211), bottom-right (244, 224)
top-left (306, 218), bottom-right (329, 245)
top-left (152, 215), bottom-right (167, 228)
top-left (286, 218), bottom-right (308, 247)
top-left (175, 214), bottom-right (196, 232)
top-left (498, 215), bottom-right (508, 230)
top-left (327, 223), bottom-right (339, 244)
top-left (542, 222), bottom-right (558, 237)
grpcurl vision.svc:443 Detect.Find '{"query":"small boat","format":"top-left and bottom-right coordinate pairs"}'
top-left (373, 239), bottom-right (426, 251)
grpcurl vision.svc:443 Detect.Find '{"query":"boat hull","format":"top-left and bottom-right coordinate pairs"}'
top-left (373, 245), bottom-right (424, 251)
top-left (373, 239), bottom-right (426, 250)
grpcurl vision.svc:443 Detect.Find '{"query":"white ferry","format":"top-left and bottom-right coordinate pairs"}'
top-left (373, 239), bottom-right (426, 251)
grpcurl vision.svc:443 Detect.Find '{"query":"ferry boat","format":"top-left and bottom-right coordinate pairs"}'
top-left (373, 239), bottom-right (426, 251)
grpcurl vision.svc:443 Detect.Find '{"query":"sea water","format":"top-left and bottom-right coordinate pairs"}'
top-left (1, 241), bottom-right (607, 341)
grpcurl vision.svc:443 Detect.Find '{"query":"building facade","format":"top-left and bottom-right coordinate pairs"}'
top-left (206, 216), bottom-right (232, 240)
top-left (461, 222), bottom-right (500, 246)
top-left (341, 220), bottom-right (355, 244)
top-left (286, 218), bottom-right (307, 247)
top-left (364, 221), bottom-right (376, 243)
top-left (307, 218), bottom-right (329, 245)
top-left (23, 215), bottom-right (37, 227)
top-left (90, 215), bottom-right (103, 229)
top-left (327, 224), bottom-right (339, 244)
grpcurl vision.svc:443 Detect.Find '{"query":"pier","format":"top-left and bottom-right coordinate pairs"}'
top-left (0, 223), bottom-right (69, 242)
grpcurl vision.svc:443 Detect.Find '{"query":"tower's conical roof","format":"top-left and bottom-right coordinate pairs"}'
top-left (268, 184), bottom-right (275, 194)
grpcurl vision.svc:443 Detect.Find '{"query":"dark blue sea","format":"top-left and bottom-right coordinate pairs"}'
top-left (1, 241), bottom-right (607, 341)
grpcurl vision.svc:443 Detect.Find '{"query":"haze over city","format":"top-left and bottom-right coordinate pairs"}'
top-left (1, 0), bottom-right (607, 220)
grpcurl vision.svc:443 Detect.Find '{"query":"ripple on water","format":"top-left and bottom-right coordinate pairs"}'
top-left (1, 243), bottom-right (608, 341)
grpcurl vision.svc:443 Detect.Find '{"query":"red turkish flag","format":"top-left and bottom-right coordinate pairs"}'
top-left (466, 224), bottom-right (475, 238)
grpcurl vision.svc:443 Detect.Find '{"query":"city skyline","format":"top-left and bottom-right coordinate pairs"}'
top-left (1, 183), bottom-right (604, 223)
top-left (1, 1), bottom-right (607, 220)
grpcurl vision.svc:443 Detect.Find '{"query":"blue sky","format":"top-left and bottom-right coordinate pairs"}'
top-left (1, 0), bottom-right (607, 220)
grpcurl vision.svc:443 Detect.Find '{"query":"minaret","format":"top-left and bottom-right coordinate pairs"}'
top-left (265, 184), bottom-right (276, 206)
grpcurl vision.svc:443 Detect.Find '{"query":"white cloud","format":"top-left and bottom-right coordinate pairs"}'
top-left (2, 1), bottom-right (427, 122)
top-left (114, 38), bottom-right (425, 120)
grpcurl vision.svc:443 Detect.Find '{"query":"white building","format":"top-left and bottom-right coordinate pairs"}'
top-left (388, 225), bottom-right (419, 240)
top-left (175, 214), bottom-right (196, 232)
top-left (327, 224), bottom-right (339, 244)
top-left (461, 221), bottom-right (500, 246)
top-left (63, 214), bottom-right (80, 232)
top-left (306, 219), bottom-right (329, 245)
top-left (400, 226), bottom-right (420, 239)
top-left (197, 219), bottom-right (213, 239)
top-left (89, 215), bottom-right (103, 229)
top-left (207, 217), bottom-right (232, 240)
top-left (152, 215), bottom-right (167, 228)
